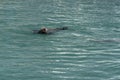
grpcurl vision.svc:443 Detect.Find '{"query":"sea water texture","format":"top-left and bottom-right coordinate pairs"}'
top-left (0, 0), bottom-right (120, 80)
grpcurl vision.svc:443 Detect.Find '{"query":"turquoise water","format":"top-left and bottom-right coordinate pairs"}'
top-left (0, 0), bottom-right (120, 80)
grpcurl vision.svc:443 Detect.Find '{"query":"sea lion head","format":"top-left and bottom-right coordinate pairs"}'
top-left (40, 27), bottom-right (48, 33)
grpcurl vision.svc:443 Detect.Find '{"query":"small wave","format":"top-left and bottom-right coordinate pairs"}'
top-left (71, 33), bottom-right (82, 37)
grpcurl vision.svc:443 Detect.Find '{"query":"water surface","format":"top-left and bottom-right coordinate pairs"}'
top-left (0, 0), bottom-right (120, 80)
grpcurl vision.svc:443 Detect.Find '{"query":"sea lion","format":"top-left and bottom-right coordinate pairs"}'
top-left (33, 27), bottom-right (68, 34)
